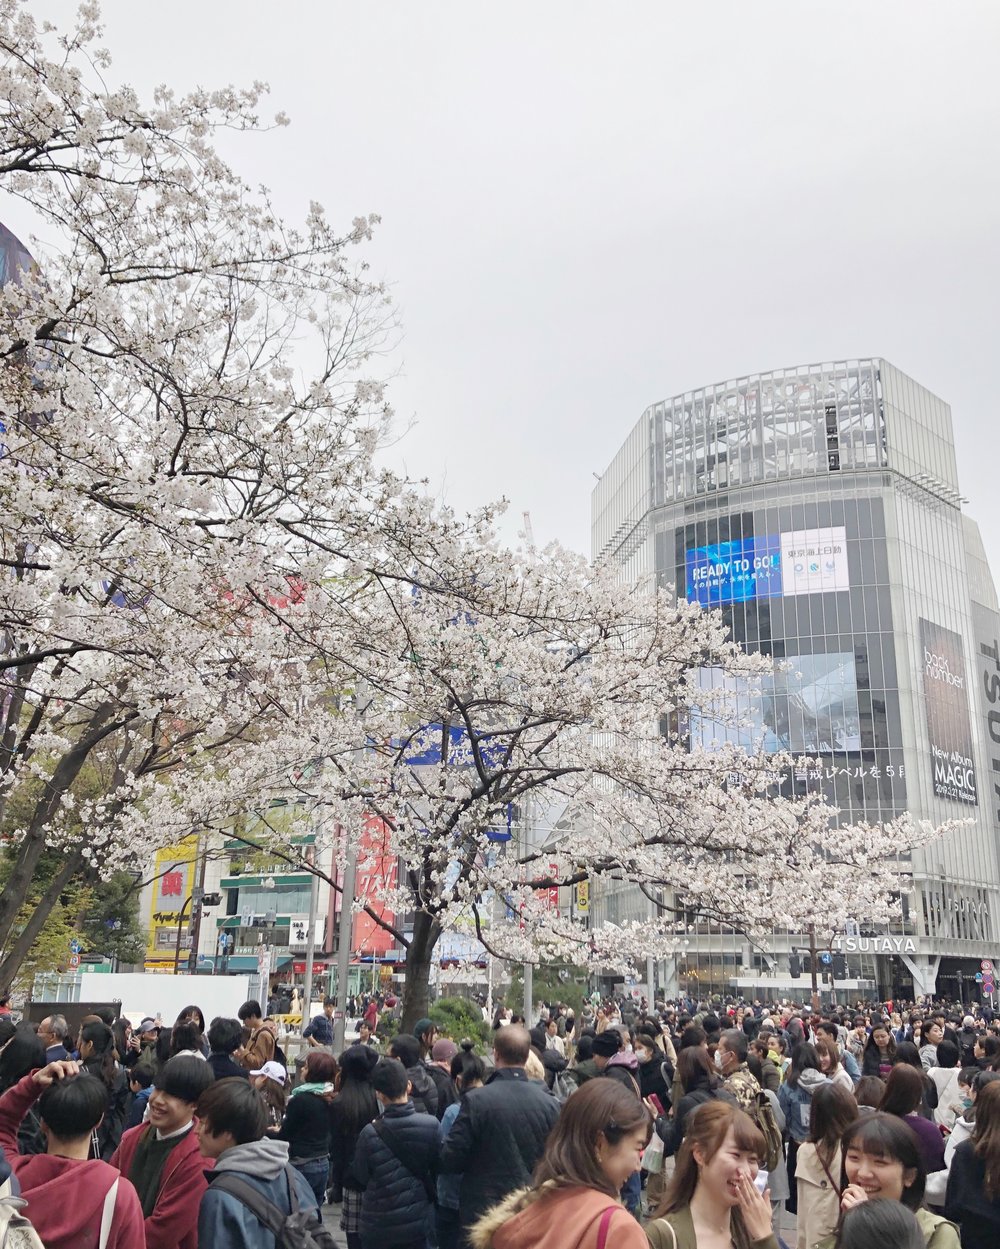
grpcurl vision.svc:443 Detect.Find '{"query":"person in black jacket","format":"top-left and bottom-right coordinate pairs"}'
top-left (278, 1049), bottom-right (337, 1204)
top-left (353, 1057), bottom-right (439, 1249)
top-left (329, 1044), bottom-right (380, 1249)
top-left (654, 1045), bottom-right (736, 1157)
top-left (438, 1024), bottom-right (560, 1236)
top-left (389, 1034), bottom-right (439, 1118)
top-left (78, 1019), bottom-right (128, 1159)
top-left (944, 1078), bottom-right (1000, 1249)
top-left (206, 1017), bottom-right (250, 1082)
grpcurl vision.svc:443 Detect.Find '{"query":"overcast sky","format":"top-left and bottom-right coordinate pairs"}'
top-left (19, 2), bottom-right (1000, 571)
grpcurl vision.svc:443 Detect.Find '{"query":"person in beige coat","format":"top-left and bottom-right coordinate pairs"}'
top-left (795, 1083), bottom-right (858, 1249)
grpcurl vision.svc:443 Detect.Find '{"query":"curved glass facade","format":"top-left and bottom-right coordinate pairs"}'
top-left (593, 359), bottom-right (1000, 1001)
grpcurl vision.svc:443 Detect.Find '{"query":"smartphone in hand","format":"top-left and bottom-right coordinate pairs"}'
top-left (648, 1094), bottom-right (665, 1116)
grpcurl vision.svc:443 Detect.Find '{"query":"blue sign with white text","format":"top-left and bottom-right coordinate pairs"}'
top-left (685, 535), bottom-right (782, 606)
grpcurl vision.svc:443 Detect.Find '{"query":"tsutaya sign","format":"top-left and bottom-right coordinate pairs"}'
top-left (832, 935), bottom-right (919, 955)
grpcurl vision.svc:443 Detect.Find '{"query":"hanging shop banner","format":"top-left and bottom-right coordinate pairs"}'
top-left (919, 617), bottom-right (978, 806)
top-left (145, 835), bottom-right (199, 967)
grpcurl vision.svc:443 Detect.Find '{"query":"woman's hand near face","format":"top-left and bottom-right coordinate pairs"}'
top-left (841, 1183), bottom-right (869, 1212)
top-left (736, 1175), bottom-right (772, 1241)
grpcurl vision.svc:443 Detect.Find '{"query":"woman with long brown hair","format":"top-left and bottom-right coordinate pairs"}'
top-left (647, 1100), bottom-right (777, 1249)
top-left (795, 1082), bottom-right (857, 1249)
top-left (944, 1078), bottom-right (1000, 1248)
top-left (470, 1078), bottom-right (650, 1249)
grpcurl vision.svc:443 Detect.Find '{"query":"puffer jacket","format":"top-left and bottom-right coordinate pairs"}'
top-left (778, 1069), bottom-right (829, 1142)
top-left (353, 1101), bottom-right (439, 1247)
top-left (439, 1067), bottom-right (560, 1228)
top-left (469, 1183), bottom-right (648, 1249)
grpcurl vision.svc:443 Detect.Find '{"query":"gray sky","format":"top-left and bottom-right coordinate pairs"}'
top-left (19, 2), bottom-right (1000, 569)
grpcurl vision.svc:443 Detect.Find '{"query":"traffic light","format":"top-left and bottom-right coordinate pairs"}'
top-left (789, 949), bottom-right (801, 979)
top-left (201, 892), bottom-right (222, 907)
top-left (832, 952), bottom-right (847, 980)
top-left (802, 952), bottom-right (813, 974)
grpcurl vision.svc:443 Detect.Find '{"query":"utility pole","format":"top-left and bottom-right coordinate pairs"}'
top-left (523, 959), bottom-right (533, 1021)
top-left (808, 922), bottom-right (820, 1013)
top-left (332, 837), bottom-right (357, 1052)
top-left (300, 860), bottom-right (320, 1032)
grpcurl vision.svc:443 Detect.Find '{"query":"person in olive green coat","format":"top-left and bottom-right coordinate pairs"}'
top-left (646, 1100), bottom-right (777, 1249)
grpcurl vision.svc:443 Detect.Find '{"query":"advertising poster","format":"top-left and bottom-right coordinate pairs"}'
top-left (685, 535), bottom-right (782, 606)
top-left (919, 617), bottom-right (978, 806)
top-left (351, 813), bottom-right (398, 958)
top-left (779, 526), bottom-right (850, 597)
top-left (145, 835), bottom-right (199, 969)
top-left (685, 526), bottom-right (850, 606)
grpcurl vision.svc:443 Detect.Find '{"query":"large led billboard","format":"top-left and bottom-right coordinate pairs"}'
top-left (693, 651), bottom-right (863, 754)
top-left (685, 525), bottom-right (849, 606)
top-left (919, 617), bottom-right (978, 806)
top-left (685, 536), bottom-right (781, 606)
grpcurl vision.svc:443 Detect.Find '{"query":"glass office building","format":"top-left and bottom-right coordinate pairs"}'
top-left (592, 359), bottom-right (1000, 1001)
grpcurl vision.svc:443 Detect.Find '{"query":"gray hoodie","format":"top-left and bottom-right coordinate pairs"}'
top-left (199, 1137), bottom-right (321, 1249)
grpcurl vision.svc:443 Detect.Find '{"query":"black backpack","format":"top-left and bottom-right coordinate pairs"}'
top-left (211, 1166), bottom-right (335, 1249)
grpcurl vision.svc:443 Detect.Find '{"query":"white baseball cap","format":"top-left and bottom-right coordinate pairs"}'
top-left (249, 1060), bottom-right (287, 1084)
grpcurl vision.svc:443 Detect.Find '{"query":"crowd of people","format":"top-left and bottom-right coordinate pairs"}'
top-left (0, 993), bottom-right (999, 1247)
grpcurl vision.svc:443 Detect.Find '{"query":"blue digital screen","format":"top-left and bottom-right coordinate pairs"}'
top-left (685, 535), bottom-right (782, 606)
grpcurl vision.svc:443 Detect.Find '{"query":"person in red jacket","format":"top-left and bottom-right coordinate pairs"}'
top-left (0, 1059), bottom-right (145, 1249)
top-left (111, 1055), bottom-right (216, 1249)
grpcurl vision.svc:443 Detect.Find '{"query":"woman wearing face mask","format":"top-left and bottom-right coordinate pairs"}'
top-left (925, 1069), bottom-right (1000, 1209)
top-left (469, 1078), bottom-right (650, 1249)
top-left (647, 1100), bottom-right (776, 1249)
top-left (636, 1032), bottom-right (671, 1107)
top-left (814, 1113), bottom-right (959, 1249)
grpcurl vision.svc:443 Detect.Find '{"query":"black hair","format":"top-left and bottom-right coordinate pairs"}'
top-left (176, 1005), bottom-right (206, 1033)
top-left (334, 1047), bottom-right (379, 1137)
top-left (159, 1054), bottom-right (216, 1104)
top-left (576, 1034), bottom-right (594, 1061)
top-left (208, 1017), bottom-right (243, 1055)
top-left (372, 1057), bottom-right (410, 1100)
top-left (679, 1025), bottom-right (707, 1051)
top-left (129, 1065), bottom-right (154, 1091)
top-left (79, 1021), bottom-right (117, 1089)
top-left (389, 1034), bottom-right (421, 1068)
top-left (237, 1000), bottom-right (263, 1022)
top-left (935, 1040), bottom-right (959, 1070)
top-left (836, 1191), bottom-right (924, 1249)
top-left (840, 1112), bottom-right (926, 1210)
top-left (451, 1040), bottom-right (486, 1086)
top-left (0, 1019), bottom-right (16, 1049)
top-left (38, 1073), bottom-right (109, 1140)
top-left (0, 1027), bottom-right (45, 1092)
top-left (197, 1077), bottom-right (267, 1144)
top-left (893, 1040), bottom-right (923, 1073)
top-left (169, 1021), bottom-right (202, 1057)
top-left (786, 1042), bottom-right (822, 1089)
top-left (92, 1007), bottom-right (117, 1028)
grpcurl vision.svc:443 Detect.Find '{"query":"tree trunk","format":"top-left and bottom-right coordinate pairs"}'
top-left (0, 849), bottom-right (82, 991)
top-left (0, 704), bottom-right (125, 950)
top-left (399, 910), bottom-right (442, 1034)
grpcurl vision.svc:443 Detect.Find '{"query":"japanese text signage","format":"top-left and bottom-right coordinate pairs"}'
top-left (145, 835), bottom-right (198, 968)
top-left (686, 526), bottom-right (849, 607)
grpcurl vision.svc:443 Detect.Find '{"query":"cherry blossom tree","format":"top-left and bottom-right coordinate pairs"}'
top-left (0, 1), bottom-right (947, 1020)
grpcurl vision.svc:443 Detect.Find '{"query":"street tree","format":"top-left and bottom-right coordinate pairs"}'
top-left (0, 2), bottom-right (948, 1021)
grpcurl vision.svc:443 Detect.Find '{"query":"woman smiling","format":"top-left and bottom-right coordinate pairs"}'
top-left (647, 1100), bottom-right (776, 1249)
top-left (814, 1114), bottom-right (958, 1249)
